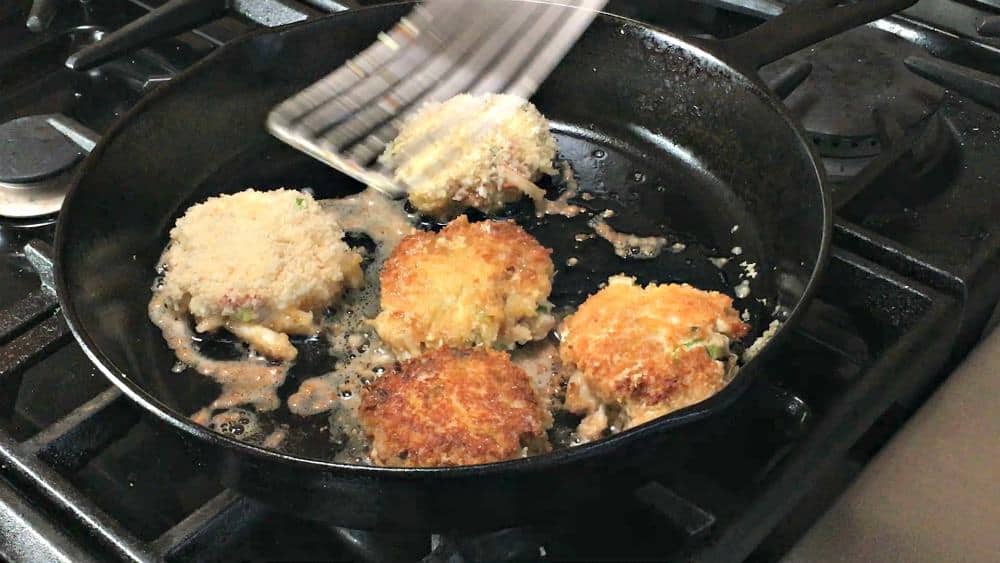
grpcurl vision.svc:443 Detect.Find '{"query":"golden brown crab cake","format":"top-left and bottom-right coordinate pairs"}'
top-left (560, 275), bottom-right (749, 441)
top-left (380, 93), bottom-right (557, 218)
top-left (359, 348), bottom-right (551, 467)
top-left (372, 216), bottom-right (555, 358)
top-left (156, 189), bottom-right (363, 361)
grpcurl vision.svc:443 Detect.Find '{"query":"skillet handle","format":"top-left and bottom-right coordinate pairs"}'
top-left (719, 0), bottom-right (919, 70)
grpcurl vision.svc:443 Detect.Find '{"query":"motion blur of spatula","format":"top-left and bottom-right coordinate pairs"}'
top-left (266, 0), bottom-right (607, 199)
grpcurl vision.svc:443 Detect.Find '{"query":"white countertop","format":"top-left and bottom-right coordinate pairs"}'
top-left (784, 327), bottom-right (1000, 562)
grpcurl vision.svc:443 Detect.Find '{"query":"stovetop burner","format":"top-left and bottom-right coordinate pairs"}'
top-left (761, 25), bottom-right (951, 179)
top-left (0, 176), bottom-right (69, 220)
top-left (768, 26), bottom-right (945, 142)
top-left (0, 114), bottom-right (99, 219)
top-left (0, 115), bottom-right (83, 183)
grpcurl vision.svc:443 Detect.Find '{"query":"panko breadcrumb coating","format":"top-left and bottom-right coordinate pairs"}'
top-left (359, 348), bottom-right (551, 467)
top-left (380, 93), bottom-right (557, 218)
top-left (156, 189), bottom-right (363, 360)
top-left (560, 275), bottom-right (749, 441)
top-left (372, 216), bottom-right (555, 358)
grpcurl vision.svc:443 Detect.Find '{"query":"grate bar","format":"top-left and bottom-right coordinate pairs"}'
top-left (0, 478), bottom-right (99, 563)
top-left (830, 110), bottom-right (917, 210)
top-left (0, 313), bottom-right (71, 378)
top-left (981, 16), bottom-right (1000, 37)
top-left (967, 0), bottom-right (1000, 11)
top-left (765, 60), bottom-right (813, 100)
top-left (26, 0), bottom-right (60, 32)
top-left (232, 0), bottom-right (322, 25)
top-left (151, 489), bottom-right (267, 559)
top-left (0, 289), bottom-right (58, 344)
top-left (0, 428), bottom-right (156, 563)
top-left (635, 482), bottom-right (717, 538)
top-left (423, 528), bottom-right (540, 563)
top-left (297, 0), bottom-right (365, 13)
top-left (0, 313), bottom-right (70, 414)
top-left (904, 55), bottom-right (1000, 112)
top-left (22, 387), bottom-right (140, 472)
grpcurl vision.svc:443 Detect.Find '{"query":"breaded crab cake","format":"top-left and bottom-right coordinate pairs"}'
top-left (560, 275), bottom-right (749, 441)
top-left (359, 348), bottom-right (551, 467)
top-left (372, 216), bottom-right (555, 358)
top-left (155, 189), bottom-right (363, 361)
top-left (380, 93), bottom-right (557, 218)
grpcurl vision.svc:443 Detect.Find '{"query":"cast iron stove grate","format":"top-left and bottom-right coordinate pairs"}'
top-left (0, 239), bottom-right (971, 562)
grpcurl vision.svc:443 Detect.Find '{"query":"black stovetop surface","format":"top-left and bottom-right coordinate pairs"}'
top-left (1, 1), bottom-right (998, 562)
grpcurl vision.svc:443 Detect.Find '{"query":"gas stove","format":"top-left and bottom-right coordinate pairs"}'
top-left (1, 0), bottom-right (998, 561)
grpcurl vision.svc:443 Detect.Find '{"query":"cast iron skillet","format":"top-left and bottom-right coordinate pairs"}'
top-left (55, 0), bottom-right (914, 531)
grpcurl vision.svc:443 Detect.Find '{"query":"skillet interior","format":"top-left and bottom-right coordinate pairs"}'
top-left (56, 5), bottom-right (827, 468)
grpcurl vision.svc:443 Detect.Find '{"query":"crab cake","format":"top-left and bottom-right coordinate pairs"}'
top-left (380, 93), bottom-right (557, 218)
top-left (360, 348), bottom-right (550, 467)
top-left (560, 275), bottom-right (749, 441)
top-left (372, 216), bottom-right (555, 358)
top-left (156, 189), bottom-right (363, 361)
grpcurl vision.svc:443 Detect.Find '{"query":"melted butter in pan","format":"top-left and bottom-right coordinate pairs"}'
top-left (149, 154), bottom-right (754, 461)
top-left (148, 292), bottom-right (289, 412)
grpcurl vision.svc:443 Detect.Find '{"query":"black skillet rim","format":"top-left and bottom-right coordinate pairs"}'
top-left (54, 2), bottom-right (833, 478)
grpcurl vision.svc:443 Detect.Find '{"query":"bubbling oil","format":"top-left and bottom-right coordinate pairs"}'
top-left (148, 292), bottom-right (289, 412)
top-left (152, 145), bottom-right (762, 464)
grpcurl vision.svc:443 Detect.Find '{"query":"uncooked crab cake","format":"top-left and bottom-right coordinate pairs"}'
top-left (359, 347), bottom-right (551, 467)
top-left (154, 189), bottom-right (363, 361)
top-left (560, 275), bottom-right (749, 441)
top-left (380, 93), bottom-right (557, 218)
top-left (372, 215), bottom-right (555, 358)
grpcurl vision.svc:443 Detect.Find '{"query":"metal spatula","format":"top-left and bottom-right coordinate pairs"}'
top-left (266, 0), bottom-right (606, 198)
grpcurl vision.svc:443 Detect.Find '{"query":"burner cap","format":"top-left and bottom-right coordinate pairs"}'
top-left (760, 27), bottom-right (945, 157)
top-left (0, 115), bottom-right (84, 183)
top-left (0, 178), bottom-right (69, 218)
